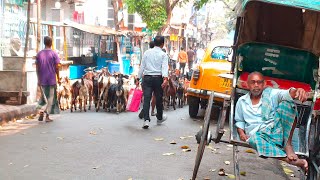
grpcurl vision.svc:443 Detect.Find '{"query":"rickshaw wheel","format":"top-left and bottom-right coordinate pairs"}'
top-left (192, 93), bottom-right (214, 180)
top-left (307, 115), bottom-right (320, 180)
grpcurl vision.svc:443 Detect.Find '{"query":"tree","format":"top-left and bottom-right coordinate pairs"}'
top-left (125, 0), bottom-right (235, 33)
top-left (125, 0), bottom-right (167, 31)
top-left (111, 0), bottom-right (124, 31)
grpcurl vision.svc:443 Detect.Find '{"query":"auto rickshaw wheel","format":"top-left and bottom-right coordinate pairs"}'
top-left (192, 93), bottom-right (214, 180)
top-left (189, 96), bottom-right (200, 118)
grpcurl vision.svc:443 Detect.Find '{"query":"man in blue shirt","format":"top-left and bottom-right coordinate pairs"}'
top-left (235, 71), bottom-right (308, 171)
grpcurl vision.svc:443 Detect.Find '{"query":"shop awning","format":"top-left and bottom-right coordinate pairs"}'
top-left (64, 21), bottom-right (123, 36)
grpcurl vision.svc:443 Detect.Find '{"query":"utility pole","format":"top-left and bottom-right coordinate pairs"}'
top-left (18, 0), bottom-right (31, 104)
top-left (36, 0), bottom-right (41, 52)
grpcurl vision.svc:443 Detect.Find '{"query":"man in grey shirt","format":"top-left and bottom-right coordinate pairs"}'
top-left (138, 36), bottom-right (169, 129)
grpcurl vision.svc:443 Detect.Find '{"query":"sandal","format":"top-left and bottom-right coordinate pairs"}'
top-left (45, 113), bottom-right (53, 122)
top-left (38, 112), bottom-right (44, 121)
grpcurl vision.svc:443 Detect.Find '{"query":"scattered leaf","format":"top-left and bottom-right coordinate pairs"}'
top-left (245, 149), bottom-right (256, 154)
top-left (163, 153), bottom-right (175, 156)
top-left (180, 136), bottom-right (187, 140)
top-left (90, 131), bottom-right (97, 135)
top-left (227, 145), bottom-right (233, 147)
top-left (283, 167), bottom-right (294, 174)
top-left (227, 174), bottom-right (236, 179)
top-left (154, 138), bottom-right (164, 141)
top-left (170, 140), bottom-right (177, 144)
top-left (92, 166), bottom-right (100, 169)
top-left (182, 149), bottom-right (191, 152)
top-left (181, 145), bottom-right (189, 149)
top-left (207, 145), bottom-right (215, 151)
top-left (218, 169), bottom-right (226, 176)
top-left (57, 137), bottom-right (64, 140)
top-left (240, 171), bottom-right (246, 176)
top-left (41, 147), bottom-right (48, 151)
top-left (209, 169), bottom-right (216, 172)
top-left (224, 161), bottom-right (231, 165)
top-left (24, 165), bottom-right (29, 168)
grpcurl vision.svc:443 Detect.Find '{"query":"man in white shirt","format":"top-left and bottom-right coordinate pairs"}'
top-left (169, 47), bottom-right (178, 69)
top-left (196, 47), bottom-right (205, 64)
top-left (138, 36), bottom-right (169, 129)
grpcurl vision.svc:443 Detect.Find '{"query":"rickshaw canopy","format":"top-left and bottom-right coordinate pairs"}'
top-left (242, 0), bottom-right (320, 12)
top-left (236, 0), bottom-right (320, 56)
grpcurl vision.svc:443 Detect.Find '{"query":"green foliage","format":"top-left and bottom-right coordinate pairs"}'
top-left (194, 0), bottom-right (211, 10)
top-left (125, 0), bottom-right (167, 31)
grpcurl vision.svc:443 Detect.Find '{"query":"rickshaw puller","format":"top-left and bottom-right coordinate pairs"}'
top-left (235, 71), bottom-right (308, 171)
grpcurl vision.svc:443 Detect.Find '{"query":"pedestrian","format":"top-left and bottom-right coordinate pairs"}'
top-left (138, 41), bottom-right (157, 119)
top-left (187, 47), bottom-right (195, 71)
top-left (36, 36), bottom-right (61, 122)
top-left (169, 47), bottom-right (178, 70)
top-left (196, 47), bottom-right (205, 64)
top-left (178, 47), bottom-right (188, 77)
top-left (138, 36), bottom-right (169, 129)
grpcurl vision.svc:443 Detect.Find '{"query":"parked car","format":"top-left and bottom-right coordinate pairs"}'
top-left (187, 44), bottom-right (233, 118)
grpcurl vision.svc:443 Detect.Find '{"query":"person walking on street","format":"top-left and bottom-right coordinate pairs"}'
top-left (178, 47), bottom-right (188, 77)
top-left (36, 36), bottom-right (60, 122)
top-left (187, 47), bottom-right (195, 71)
top-left (138, 41), bottom-right (157, 119)
top-left (170, 47), bottom-right (178, 70)
top-left (138, 36), bottom-right (169, 129)
top-left (196, 47), bottom-right (205, 64)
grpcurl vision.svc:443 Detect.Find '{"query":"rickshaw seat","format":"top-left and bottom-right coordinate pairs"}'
top-left (231, 72), bottom-right (313, 155)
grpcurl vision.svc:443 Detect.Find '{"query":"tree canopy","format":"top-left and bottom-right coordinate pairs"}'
top-left (125, 0), bottom-right (167, 31)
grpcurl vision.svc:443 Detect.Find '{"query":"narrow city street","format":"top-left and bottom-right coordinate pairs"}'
top-left (0, 106), bottom-right (298, 180)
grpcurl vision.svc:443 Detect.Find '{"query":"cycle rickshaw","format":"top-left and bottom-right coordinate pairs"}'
top-left (192, 0), bottom-right (320, 179)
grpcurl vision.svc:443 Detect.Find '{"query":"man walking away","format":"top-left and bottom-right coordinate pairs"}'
top-left (36, 36), bottom-right (60, 122)
top-left (187, 47), bottom-right (195, 71)
top-left (196, 47), bottom-right (205, 64)
top-left (178, 47), bottom-right (188, 77)
top-left (138, 36), bottom-right (169, 129)
top-left (170, 47), bottom-right (178, 70)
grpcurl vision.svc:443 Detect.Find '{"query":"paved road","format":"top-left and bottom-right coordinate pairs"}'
top-left (0, 106), bottom-right (299, 180)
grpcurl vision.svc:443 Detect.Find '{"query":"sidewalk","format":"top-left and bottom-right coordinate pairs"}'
top-left (0, 103), bottom-right (37, 125)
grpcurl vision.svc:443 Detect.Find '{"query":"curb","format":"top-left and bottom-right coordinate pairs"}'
top-left (0, 104), bottom-right (37, 125)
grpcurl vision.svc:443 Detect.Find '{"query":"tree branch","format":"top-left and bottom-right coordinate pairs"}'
top-left (220, 0), bottom-right (233, 10)
top-left (170, 0), bottom-right (181, 11)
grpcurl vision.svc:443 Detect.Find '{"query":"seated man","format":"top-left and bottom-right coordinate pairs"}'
top-left (235, 71), bottom-right (308, 171)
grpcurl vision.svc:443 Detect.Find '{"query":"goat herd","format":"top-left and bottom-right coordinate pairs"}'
top-left (57, 67), bottom-right (190, 114)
